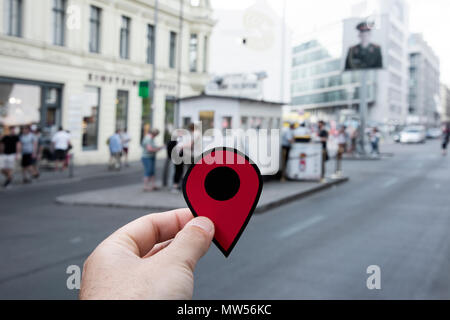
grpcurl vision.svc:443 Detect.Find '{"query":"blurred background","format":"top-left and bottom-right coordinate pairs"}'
top-left (0, 0), bottom-right (449, 299)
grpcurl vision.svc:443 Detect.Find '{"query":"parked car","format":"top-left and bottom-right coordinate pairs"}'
top-left (400, 126), bottom-right (426, 144)
top-left (426, 128), bottom-right (442, 139)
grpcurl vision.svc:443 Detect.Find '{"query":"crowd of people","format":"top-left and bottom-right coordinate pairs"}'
top-left (107, 128), bottom-right (131, 171)
top-left (281, 121), bottom-right (384, 181)
top-left (0, 125), bottom-right (72, 188)
top-left (139, 123), bottom-right (201, 192)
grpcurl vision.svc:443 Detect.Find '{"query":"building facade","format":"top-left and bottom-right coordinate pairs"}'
top-left (290, 0), bottom-right (410, 128)
top-left (408, 33), bottom-right (440, 126)
top-left (209, 0), bottom-right (291, 104)
top-left (440, 83), bottom-right (450, 124)
top-left (0, 0), bottom-right (214, 164)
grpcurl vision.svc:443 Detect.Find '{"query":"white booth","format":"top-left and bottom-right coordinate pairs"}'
top-left (177, 94), bottom-right (283, 175)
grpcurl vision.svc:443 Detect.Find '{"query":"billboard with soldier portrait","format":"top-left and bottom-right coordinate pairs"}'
top-left (343, 19), bottom-right (384, 71)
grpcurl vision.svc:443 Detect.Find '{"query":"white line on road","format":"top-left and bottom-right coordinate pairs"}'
top-left (382, 177), bottom-right (399, 188)
top-left (277, 215), bottom-right (325, 239)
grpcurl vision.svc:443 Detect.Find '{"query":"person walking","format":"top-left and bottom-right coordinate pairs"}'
top-left (0, 126), bottom-right (19, 188)
top-left (442, 123), bottom-right (450, 156)
top-left (108, 129), bottom-right (123, 170)
top-left (281, 123), bottom-right (295, 181)
top-left (336, 125), bottom-right (347, 175)
top-left (31, 125), bottom-right (43, 179)
top-left (317, 120), bottom-right (329, 182)
top-left (17, 126), bottom-right (39, 183)
top-left (370, 127), bottom-right (381, 156)
top-left (167, 129), bottom-right (184, 193)
top-left (51, 126), bottom-right (71, 171)
top-left (120, 128), bottom-right (131, 167)
top-left (349, 126), bottom-right (358, 154)
top-left (141, 129), bottom-right (163, 191)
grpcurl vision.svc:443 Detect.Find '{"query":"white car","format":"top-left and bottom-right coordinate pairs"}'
top-left (400, 126), bottom-right (426, 144)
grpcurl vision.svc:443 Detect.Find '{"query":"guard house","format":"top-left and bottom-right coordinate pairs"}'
top-left (178, 94), bottom-right (283, 132)
top-left (177, 94), bottom-right (283, 175)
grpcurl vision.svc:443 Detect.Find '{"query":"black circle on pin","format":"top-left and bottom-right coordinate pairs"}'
top-left (204, 166), bottom-right (240, 201)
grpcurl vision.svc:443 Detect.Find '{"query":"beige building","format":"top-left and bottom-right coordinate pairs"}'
top-left (0, 0), bottom-right (214, 164)
top-left (440, 83), bottom-right (450, 123)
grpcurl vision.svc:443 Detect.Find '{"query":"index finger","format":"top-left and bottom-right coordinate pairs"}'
top-left (108, 208), bottom-right (194, 257)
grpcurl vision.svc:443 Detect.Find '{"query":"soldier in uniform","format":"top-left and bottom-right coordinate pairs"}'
top-left (345, 22), bottom-right (383, 70)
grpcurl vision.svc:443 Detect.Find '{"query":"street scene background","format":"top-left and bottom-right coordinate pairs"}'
top-left (1, 0), bottom-right (450, 299)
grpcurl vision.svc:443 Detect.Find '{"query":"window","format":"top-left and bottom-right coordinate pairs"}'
top-left (203, 35), bottom-right (208, 72)
top-left (182, 117), bottom-right (192, 128)
top-left (82, 86), bottom-right (100, 150)
top-left (169, 31), bottom-right (177, 68)
top-left (53, 0), bottom-right (66, 46)
top-left (146, 24), bottom-right (155, 64)
top-left (189, 34), bottom-right (198, 72)
top-left (120, 16), bottom-right (131, 59)
top-left (199, 111), bottom-right (214, 134)
top-left (5, 0), bottom-right (22, 37)
top-left (221, 116), bottom-right (232, 134)
top-left (0, 82), bottom-right (40, 124)
top-left (115, 90), bottom-right (128, 131)
top-left (89, 6), bottom-right (101, 53)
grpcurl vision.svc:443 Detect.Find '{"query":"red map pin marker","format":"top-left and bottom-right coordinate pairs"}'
top-left (182, 148), bottom-right (263, 257)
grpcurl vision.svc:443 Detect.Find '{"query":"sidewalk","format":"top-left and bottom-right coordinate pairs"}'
top-left (1, 159), bottom-right (164, 189)
top-left (56, 176), bottom-right (349, 214)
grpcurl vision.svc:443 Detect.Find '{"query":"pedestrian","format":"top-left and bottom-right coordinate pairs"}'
top-left (318, 120), bottom-right (329, 182)
top-left (17, 125), bottom-right (39, 183)
top-left (281, 123), bottom-right (295, 181)
top-left (141, 128), bottom-right (163, 191)
top-left (121, 128), bottom-right (131, 167)
top-left (370, 127), bottom-right (381, 156)
top-left (167, 129), bottom-right (184, 193)
top-left (336, 125), bottom-right (347, 175)
top-left (51, 126), bottom-right (71, 171)
top-left (442, 123), bottom-right (450, 156)
top-left (0, 126), bottom-right (19, 188)
top-left (108, 129), bottom-right (123, 170)
top-left (350, 126), bottom-right (358, 154)
top-left (293, 122), bottom-right (311, 142)
top-left (31, 125), bottom-right (43, 179)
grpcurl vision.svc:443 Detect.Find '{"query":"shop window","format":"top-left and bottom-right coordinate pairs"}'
top-left (82, 86), bottom-right (100, 150)
top-left (115, 90), bottom-right (128, 131)
top-left (0, 82), bottom-right (40, 125)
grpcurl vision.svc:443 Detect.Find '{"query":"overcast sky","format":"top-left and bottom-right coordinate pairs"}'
top-left (210, 0), bottom-right (450, 86)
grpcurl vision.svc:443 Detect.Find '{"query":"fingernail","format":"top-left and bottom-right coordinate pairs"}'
top-left (188, 217), bottom-right (214, 234)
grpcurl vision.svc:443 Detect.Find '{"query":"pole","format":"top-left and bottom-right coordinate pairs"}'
top-left (359, 69), bottom-right (368, 155)
top-left (150, 0), bottom-right (159, 129)
top-left (280, 0), bottom-right (287, 103)
top-left (175, 0), bottom-right (184, 129)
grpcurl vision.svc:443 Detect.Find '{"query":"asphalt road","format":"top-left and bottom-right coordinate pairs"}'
top-left (0, 140), bottom-right (449, 299)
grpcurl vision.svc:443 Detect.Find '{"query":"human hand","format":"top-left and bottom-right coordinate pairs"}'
top-left (80, 208), bottom-right (214, 300)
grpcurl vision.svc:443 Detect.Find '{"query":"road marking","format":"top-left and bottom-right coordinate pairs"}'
top-left (277, 215), bottom-right (325, 239)
top-left (70, 236), bottom-right (82, 244)
top-left (382, 177), bottom-right (398, 188)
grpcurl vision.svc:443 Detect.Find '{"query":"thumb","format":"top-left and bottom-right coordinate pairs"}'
top-left (161, 216), bottom-right (215, 271)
